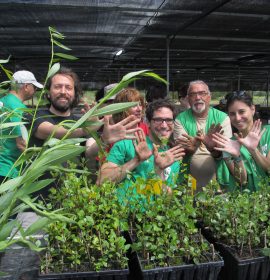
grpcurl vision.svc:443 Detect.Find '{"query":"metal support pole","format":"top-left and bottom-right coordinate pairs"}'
top-left (267, 72), bottom-right (269, 108)
top-left (237, 67), bottom-right (241, 91)
top-left (166, 37), bottom-right (170, 95)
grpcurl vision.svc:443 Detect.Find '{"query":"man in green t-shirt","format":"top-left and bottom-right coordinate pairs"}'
top-left (0, 70), bottom-right (43, 182)
top-left (98, 99), bottom-right (185, 197)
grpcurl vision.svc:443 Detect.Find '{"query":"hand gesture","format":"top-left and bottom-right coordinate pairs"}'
top-left (212, 133), bottom-right (241, 158)
top-left (235, 119), bottom-right (265, 152)
top-left (176, 133), bottom-right (201, 154)
top-left (102, 115), bottom-right (141, 144)
top-left (153, 144), bottom-right (185, 170)
top-left (201, 123), bottom-right (223, 151)
top-left (133, 130), bottom-right (152, 162)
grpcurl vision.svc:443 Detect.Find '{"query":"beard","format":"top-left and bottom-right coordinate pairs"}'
top-left (50, 96), bottom-right (75, 112)
top-left (192, 101), bottom-right (206, 114)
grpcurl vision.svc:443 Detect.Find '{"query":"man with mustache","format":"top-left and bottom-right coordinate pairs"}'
top-left (28, 67), bottom-right (139, 148)
top-left (174, 80), bottom-right (232, 191)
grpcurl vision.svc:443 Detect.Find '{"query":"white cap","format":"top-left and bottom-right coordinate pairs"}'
top-left (12, 70), bottom-right (43, 89)
top-left (104, 83), bottom-right (118, 100)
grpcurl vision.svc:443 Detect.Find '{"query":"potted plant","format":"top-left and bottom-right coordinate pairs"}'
top-left (196, 180), bottom-right (270, 280)
top-left (125, 181), bottom-right (223, 280)
top-left (39, 166), bottom-right (131, 279)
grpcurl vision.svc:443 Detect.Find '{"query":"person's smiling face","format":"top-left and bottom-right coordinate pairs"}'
top-left (49, 74), bottom-right (75, 113)
top-left (149, 107), bottom-right (174, 141)
top-left (228, 100), bottom-right (255, 133)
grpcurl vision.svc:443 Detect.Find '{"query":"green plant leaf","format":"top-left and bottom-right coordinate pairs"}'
top-left (91, 102), bottom-right (138, 117)
top-left (47, 63), bottom-right (60, 79)
top-left (53, 40), bottom-right (71, 51)
top-left (16, 179), bottom-right (55, 197)
top-left (143, 72), bottom-right (168, 84)
top-left (23, 217), bottom-right (50, 236)
top-left (55, 53), bottom-right (78, 60)
top-left (0, 176), bottom-right (23, 194)
top-left (0, 55), bottom-right (11, 64)
top-left (0, 219), bottom-right (18, 241)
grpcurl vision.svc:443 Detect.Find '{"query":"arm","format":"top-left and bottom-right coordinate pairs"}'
top-left (34, 121), bottom-right (86, 140)
top-left (97, 130), bottom-right (152, 185)
top-left (98, 157), bottom-right (141, 185)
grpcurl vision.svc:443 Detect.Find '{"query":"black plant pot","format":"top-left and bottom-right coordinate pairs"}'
top-left (0, 246), bottom-right (39, 280)
top-left (123, 231), bottom-right (223, 280)
top-left (199, 225), bottom-right (270, 280)
top-left (215, 243), bottom-right (270, 280)
top-left (128, 251), bottom-right (223, 280)
top-left (38, 269), bottom-right (129, 280)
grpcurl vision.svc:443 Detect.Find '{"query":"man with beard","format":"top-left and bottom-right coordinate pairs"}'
top-left (28, 67), bottom-right (139, 148)
top-left (98, 99), bottom-right (185, 203)
top-left (174, 80), bottom-right (232, 191)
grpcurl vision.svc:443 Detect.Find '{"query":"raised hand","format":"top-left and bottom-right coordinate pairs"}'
top-left (212, 132), bottom-right (241, 158)
top-left (153, 144), bottom-right (185, 170)
top-left (133, 130), bottom-right (152, 161)
top-left (176, 133), bottom-right (201, 154)
top-left (102, 115), bottom-right (141, 144)
top-left (202, 123), bottom-right (223, 151)
top-left (235, 119), bottom-right (265, 152)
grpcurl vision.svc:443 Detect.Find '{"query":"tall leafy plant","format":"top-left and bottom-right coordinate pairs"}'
top-left (0, 25), bottom-right (168, 254)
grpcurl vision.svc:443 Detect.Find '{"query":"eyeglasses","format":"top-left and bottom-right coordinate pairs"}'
top-left (152, 118), bottom-right (174, 125)
top-left (188, 91), bottom-right (209, 98)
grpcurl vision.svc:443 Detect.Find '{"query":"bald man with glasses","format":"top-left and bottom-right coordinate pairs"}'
top-left (174, 80), bottom-right (232, 192)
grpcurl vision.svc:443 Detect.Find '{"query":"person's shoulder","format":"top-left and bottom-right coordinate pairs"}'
top-left (211, 106), bottom-right (227, 116)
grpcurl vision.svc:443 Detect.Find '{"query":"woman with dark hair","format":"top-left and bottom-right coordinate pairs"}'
top-left (212, 91), bottom-right (270, 191)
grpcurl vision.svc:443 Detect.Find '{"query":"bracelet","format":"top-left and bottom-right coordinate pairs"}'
top-left (233, 155), bottom-right (242, 163)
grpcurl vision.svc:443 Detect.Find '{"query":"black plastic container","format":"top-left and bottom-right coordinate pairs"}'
top-left (215, 242), bottom-right (270, 280)
top-left (128, 251), bottom-right (223, 280)
top-left (199, 225), bottom-right (270, 280)
top-left (124, 231), bottom-right (223, 280)
top-left (38, 269), bottom-right (129, 280)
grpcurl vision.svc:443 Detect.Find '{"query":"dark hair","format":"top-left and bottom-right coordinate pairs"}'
top-left (113, 87), bottom-right (145, 123)
top-left (46, 66), bottom-right (82, 108)
top-left (178, 85), bottom-right (188, 99)
top-left (95, 87), bottom-right (105, 102)
top-left (225, 91), bottom-right (253, 110)
top-left (146, 85), bottom-right (167, 103)
top-left (146, 98), bottom-right (175, 122)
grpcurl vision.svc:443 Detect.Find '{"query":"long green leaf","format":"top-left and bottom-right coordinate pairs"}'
top-left (1, 121), bottom-right (26, 129)
top-left (16, 179), bottom-right (55, 197)
top-left (0, 55), bottom-right (11, 64)
top-left (53, 40), bottom-right (71, 51)
top-left (55, 53), bottom-right (78, 60)
top-left (0, 219), bottom-right (18, 241)
top-left (47, 63), bottom-right (60, 79)
top-left (142, 72), bottom-right (168, 84)
top-left (121, 69), bottom-right (149, 82)
top-left (23, 217), bottom-right (50, 236)
top-left (91, 102), bottom-right (138, 117)
top-left (0, 176), bottom-right (23, 194)
top-left (0, 192), bottom-right (14, 214)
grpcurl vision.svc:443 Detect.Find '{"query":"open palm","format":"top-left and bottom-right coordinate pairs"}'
top-left (235, 119), bottom-right (265, 151)
top-left (212, 133), bottom-right (241, 157)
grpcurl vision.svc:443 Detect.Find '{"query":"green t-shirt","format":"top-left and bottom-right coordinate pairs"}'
top-left (0, 93), bottom-right (26, 178)
top-left (107, 137), bottom-right (180, 205)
